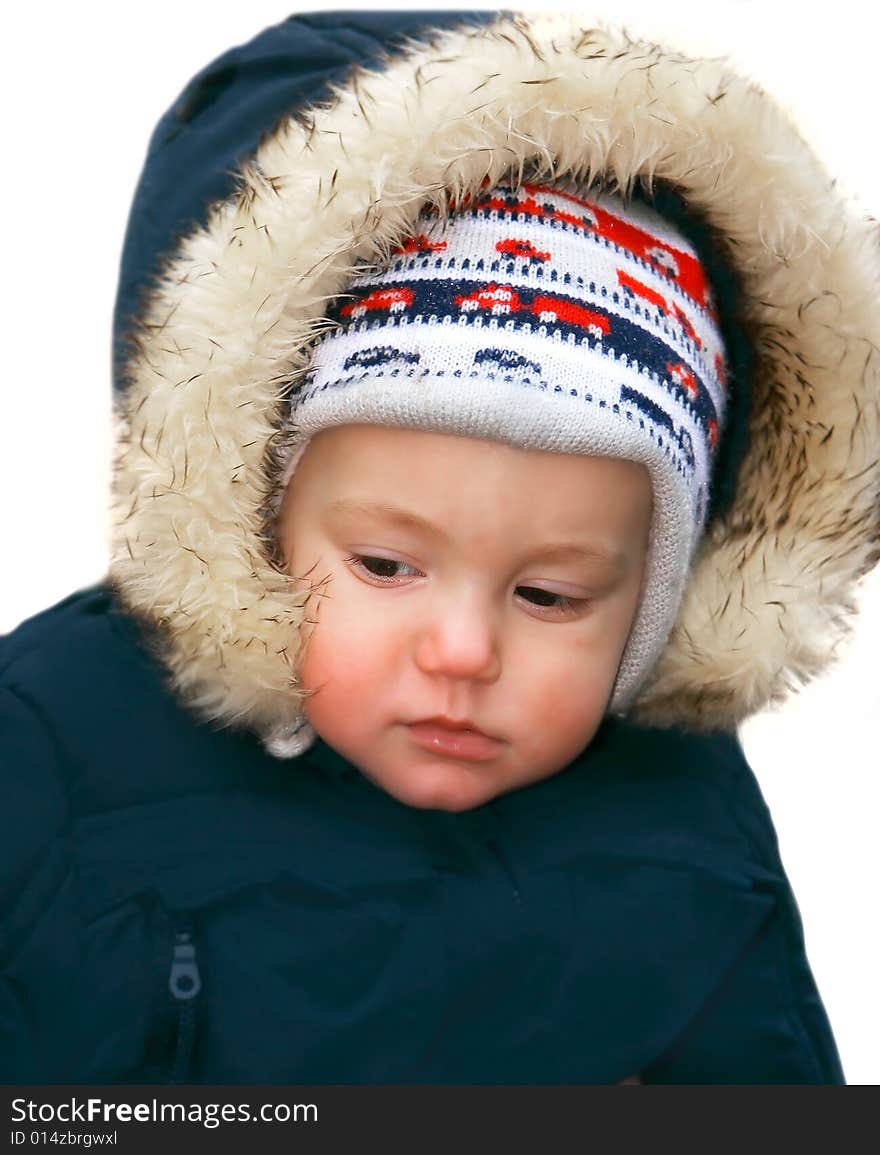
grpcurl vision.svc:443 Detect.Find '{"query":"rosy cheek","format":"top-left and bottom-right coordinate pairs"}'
top-left (526, 656), bottom-right (606, 743)
top-left (300, 610), bottom-right (383, 716)
top-left (537, 691), bottom-right (589, 743)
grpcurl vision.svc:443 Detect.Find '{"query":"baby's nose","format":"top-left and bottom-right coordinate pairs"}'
top-left (414, 594), bottom-right (501, 682)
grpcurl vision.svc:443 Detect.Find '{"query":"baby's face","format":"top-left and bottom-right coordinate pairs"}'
top-left (276, 425), bottom-right (652, 812)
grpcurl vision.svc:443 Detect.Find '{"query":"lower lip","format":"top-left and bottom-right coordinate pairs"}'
top-left (406, 723), bottom-right (503, 761)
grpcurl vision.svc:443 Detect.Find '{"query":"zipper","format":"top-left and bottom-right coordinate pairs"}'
top-left (164, 913), bottom-right (202, 1084)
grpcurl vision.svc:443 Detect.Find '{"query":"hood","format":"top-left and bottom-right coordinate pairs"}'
top-left (107, 9), bottom-right (880, 754)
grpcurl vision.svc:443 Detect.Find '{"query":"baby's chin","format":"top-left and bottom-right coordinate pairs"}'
top-left (363, 764), bottom-right (500, 812)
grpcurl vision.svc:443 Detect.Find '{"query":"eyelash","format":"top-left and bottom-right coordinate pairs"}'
top-left (343, 553), bottom-right (589, 616)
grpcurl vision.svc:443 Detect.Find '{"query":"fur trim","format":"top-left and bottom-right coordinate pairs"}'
top-left (108, 10), bottom-right (880, 743)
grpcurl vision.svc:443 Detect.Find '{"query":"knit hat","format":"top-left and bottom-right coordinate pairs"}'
top-left (273, 176), bottom-right (728, 754)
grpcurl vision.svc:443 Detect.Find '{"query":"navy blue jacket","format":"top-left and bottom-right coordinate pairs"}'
top-left (5, 8), bottom-right (874, 1084)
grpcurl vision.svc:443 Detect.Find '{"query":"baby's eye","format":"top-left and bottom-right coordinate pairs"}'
top-left (345, 553), bottom-right (419, 582)
top-left (345, 557), bottom-right (588, 613)
top-left (516, 586), bottom-right (585, 615)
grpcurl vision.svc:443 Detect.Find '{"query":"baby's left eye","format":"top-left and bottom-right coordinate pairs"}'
top-left (516, 586), bottom-right (583, 613)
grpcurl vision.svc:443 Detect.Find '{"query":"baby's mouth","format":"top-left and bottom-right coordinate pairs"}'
top-left (405, 719), bottom-right (504, 762)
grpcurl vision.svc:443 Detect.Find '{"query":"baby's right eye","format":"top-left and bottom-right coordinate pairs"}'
top-left (344, 553), bottom-right (419, 583)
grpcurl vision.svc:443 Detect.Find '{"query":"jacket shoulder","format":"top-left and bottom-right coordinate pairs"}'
top-left (570, 717), bottom-right (781, 880)
top-left (1, 581), bottom-right (168, 741)
top-left (0, 581), bottom-right (271, 814)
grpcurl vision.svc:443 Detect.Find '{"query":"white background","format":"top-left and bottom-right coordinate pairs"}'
top-left (2, 1), bottom-right (878, 1083)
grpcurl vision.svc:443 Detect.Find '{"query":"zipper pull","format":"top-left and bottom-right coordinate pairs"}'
top-left (163, 920), bottom-right (201, 1085)
top-left (169, 931), bottom-right (202, 999)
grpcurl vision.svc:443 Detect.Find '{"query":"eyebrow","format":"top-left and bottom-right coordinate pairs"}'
top-left (325, 499), bottom-right (628, 569)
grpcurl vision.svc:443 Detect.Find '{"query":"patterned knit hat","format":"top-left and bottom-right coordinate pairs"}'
top-left (274, 177), bottom-right (727, 750)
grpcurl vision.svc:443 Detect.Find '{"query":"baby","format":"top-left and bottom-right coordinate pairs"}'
top-left (269, 180), bottom-right (720, 811)
top-left (5, 10), bottom-right (868, 1085)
